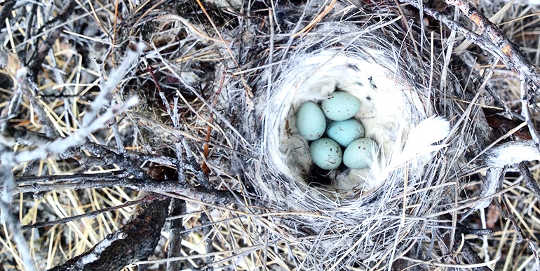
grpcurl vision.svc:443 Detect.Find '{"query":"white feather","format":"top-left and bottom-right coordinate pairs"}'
top-left (391, 116), bottom-right (450, 167)
top-left (487, 140), bottom-right (540, 168)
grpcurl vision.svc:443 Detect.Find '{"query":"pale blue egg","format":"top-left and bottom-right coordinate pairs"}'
top-left (296, 102), bottom-right (326, 140)
top-left (321, 91), bottom-right (361, 121)
top-left (310, 138), bottom-right (342, 170)
top-left (343, 138), bottom-right (378, 169)
top-left (326, 119), bottom-right (365, 147)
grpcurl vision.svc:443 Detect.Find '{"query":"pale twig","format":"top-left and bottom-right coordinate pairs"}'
top-left (21, 198), bottom-right (144, 230)
top-left (2, 96), bottom-right (138, 165)
top-left (13, 177), bottom-right (237, 206)
top-left (0, 43), bottom-right (144, 271)
top-left (82, 43), bottom-right (144, 127)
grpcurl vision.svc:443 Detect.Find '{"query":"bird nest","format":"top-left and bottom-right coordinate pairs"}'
top-left (219, 6), bottom-right (483, 269)
top-left (2, 0), bottom-right (540, 270)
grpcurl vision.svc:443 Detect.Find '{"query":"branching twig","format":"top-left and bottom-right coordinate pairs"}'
top-left (14, 177), bottom-right (238, 206)
top-left (0, 43), bottom-right (144, 271)
top-left (48, 197), bottom-right (170, 271)
top-left (401, 0), bottom-right (540, 148)
top-left (444, 0), bottom-right (538, 86)
top-left (444, 0), bottom-right (540, 148)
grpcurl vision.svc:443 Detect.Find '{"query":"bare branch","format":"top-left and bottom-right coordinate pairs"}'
top-left (47, 197), bottom-right (170, 271)
top-left (21, 198), bottom-right (145, 231)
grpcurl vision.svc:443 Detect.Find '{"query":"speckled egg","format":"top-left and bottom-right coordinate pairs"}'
top-left (296, 102), bottom-right (326, 140)
top-left (310, 138), bottom-right (342, 170)
top-left (326, 119), bottom-right (365, 147)
top-left (321, 91), bottom-right (361, 121)
top-left (343, 138), bottom-right (378, 169)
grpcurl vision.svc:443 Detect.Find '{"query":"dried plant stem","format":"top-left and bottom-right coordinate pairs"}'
top-left (518, 162), bottom-right (540, 200)
top-left (0, 199), bottom-right (36, 271)
top-left (21, 198), bottom-right (145, 230)
top-left (402, 0), bottom-right (540, 147)
top-left (13, 177), bottom-right (237, 206)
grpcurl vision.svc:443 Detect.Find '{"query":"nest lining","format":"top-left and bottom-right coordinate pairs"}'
top-left (263, 37), bottom-right (453, 205)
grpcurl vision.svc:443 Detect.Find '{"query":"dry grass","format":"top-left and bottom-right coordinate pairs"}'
top-left (0, 0), bottom-right (539, 270)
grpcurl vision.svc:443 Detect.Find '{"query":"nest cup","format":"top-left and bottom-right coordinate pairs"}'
top-left (263, 24), bottom-right (450, 201)
top-left (246, 20), bottom-right (474, 267)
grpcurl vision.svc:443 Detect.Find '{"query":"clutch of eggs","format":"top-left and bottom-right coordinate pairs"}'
top-left (296, 91), bottom-right (379, 170)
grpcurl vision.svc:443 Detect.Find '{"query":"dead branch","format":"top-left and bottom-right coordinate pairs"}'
top-left (28, 1), bottom-right (78, 82)
top-left (13, 177), bottom-right (238, 206)
top-left (21, 198), bottom-right (145, 231)
top-left (444, 0), bottom-right (538, 86)
top-left (47, 196), bottom-right (170, 271)
top-left (444, 0), bottom-right (540, 148)
top-left (166, 199), bottom-right (186, 271)
top-left (400, 0), bottom-right (540, 148)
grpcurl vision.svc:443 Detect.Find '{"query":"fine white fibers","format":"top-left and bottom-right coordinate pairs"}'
top-left (264, 49), bottom-right (448, 198)
top-left (394, 116), bottom-right (450, 167)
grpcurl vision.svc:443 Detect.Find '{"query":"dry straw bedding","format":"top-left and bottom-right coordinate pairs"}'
top-left (0, 0), bottom-right (539, 270)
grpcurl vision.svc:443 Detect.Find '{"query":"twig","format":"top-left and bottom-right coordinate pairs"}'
top-left (82, 43), bottom-right (144, 127)
top-left (14, 171), bottom-right (126, 185)
top-left (2, 97), bottom-right (138, 166)
top-left (21, 198), bottom-right (145, 230)
top-left (182, 138), bottom-right (211, 189)
top-left (444, 0), bottom-right (539, 86)
top-left (166, 199), bottom-right (186, 271)
top-left (80, 142), bottom-right (147, 178)
top-left (400, 0), bottom-right (510, 63)
top-left (48, 197), bottom-right (170, 271)
top-left (518, 162), bottom-right (540, 200)
top-left (292, 0), bottom-right (337, 38)
top-left (199, 212), bottom-right (215, 270)
top-left (519, 75), bottom-right (540, 148)
top-left (14, 177), bottom-right (237, 206)
top-left (202, 71), bottom-right (225, 175)
top-left (0, 153), bottom-right (36, 271)
top-left (402, 0), bottom-right (540, 148)
top-left (174, 142), bottom-right (186, 184)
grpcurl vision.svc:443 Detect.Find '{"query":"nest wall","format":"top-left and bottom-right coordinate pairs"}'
top-left (214, 3), bottom-right (491, 268)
